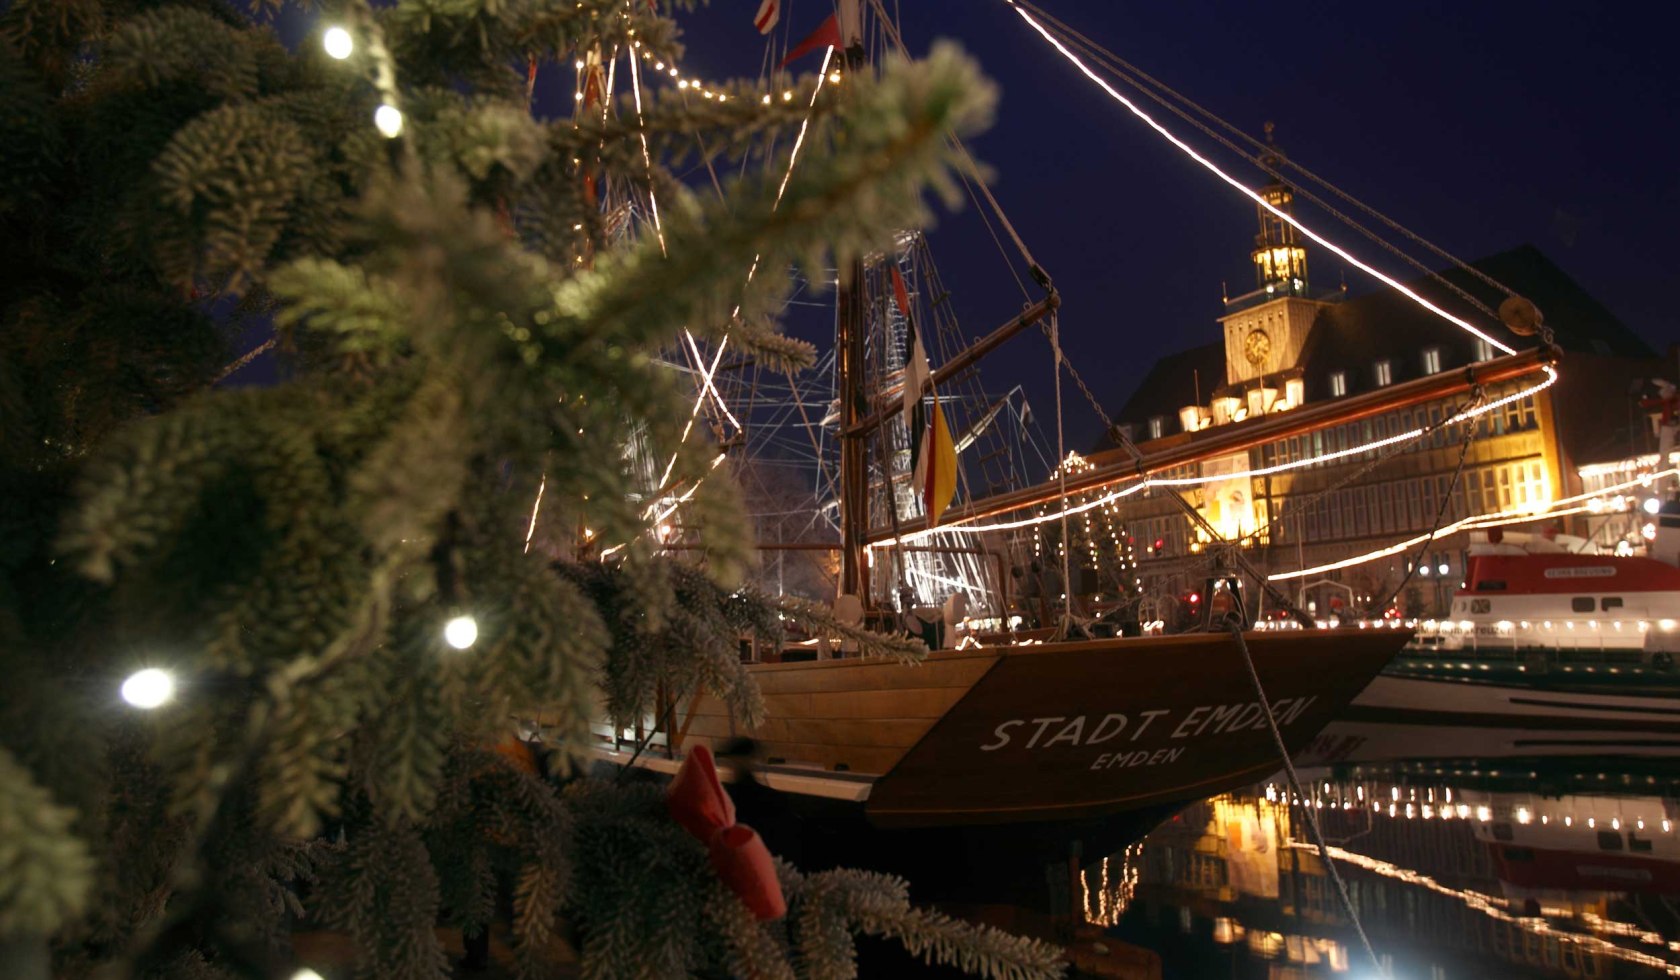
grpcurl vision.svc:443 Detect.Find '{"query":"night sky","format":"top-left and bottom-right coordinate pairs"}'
top-left (265, 2), bottom-right (1677, 454)
top-left (662, 1), bottom-right (1677, 450)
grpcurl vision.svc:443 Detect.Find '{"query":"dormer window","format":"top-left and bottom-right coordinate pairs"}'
top-left (1329, 371), bottom-right (1347, 398)
top-left (1374, 360), bottom-right (1393, 387)
top-left (1474, 337), bottom-right (1494, 362)
top-left (1422, 347), bottom-right (1441, 374)
top-left (1148, 416), bottom-right (1164, 440)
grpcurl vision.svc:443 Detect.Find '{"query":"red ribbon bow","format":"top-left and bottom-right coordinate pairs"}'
top-left (666, 744), bottom-right (787, 921)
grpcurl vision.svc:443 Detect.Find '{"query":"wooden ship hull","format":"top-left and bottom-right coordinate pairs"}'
top-left (594, 628), bottom-right (1410, 830)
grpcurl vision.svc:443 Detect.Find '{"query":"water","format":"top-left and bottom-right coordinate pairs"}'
top-left (1087, 723), bottom-right (1680, 978)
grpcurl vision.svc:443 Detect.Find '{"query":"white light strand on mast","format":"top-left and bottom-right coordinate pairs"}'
top-left (1004, 1), bottom-right (1518, 358)
top-left (874, 366), bottom-right (1558, 546)
top-left (625, 47), bottom-right (667, 256)
top-left (523, 474), bottom-right (546, 553)
top-left (741, 45), bottom-right (837, 298)
top-left (684, 331), bottom-right (743, 432)
top-left (647, 47), bottom-right (837, 524)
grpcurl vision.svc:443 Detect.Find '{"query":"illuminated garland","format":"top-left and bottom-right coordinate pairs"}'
top-left (874, 367), bottom-right (1558, 547)
top-left (590, 40), bottom-right (837, 549)
top-left (1004, 0), bottom-right (1517, 358)
top-left (1268, 460), bottom-right (1679, 582)
top-left (1029, 453), bottom-right (1143, 600)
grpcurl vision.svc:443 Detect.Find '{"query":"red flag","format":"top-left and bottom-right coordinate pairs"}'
top-left (779, 13), bottom-right (840, 68)
top-left (753, 0), bottom-right (779, 34)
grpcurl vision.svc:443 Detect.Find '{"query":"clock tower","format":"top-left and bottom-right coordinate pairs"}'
top-left (1219, 123), bottom-right (1326, 386)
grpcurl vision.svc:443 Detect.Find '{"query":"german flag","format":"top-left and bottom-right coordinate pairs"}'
top-left (891, 266), bottom-right (957, 525)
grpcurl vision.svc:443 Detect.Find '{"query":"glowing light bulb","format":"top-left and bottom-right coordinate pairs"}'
top-left (782, 90), bottom-right (794, 101)
top-left (291, 970), bottom-right (327, 980)
top-left (121, 668), bottom-right (176, 709)
top-left (444, 615), bottom-right (479, 650)
top-left (1645, 497), bottom-right (1661, 515)
top-left (373, 104), bottom-right (403, 138)
top-left (322, 27), bottom-right (354, 60)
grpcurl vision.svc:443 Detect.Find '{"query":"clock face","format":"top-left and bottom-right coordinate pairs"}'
top-left (1244, 328), bottom-right (1271, 365)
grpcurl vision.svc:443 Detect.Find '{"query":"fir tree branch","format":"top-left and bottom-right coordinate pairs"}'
top-left (0, 746), bottom-right (95, 940)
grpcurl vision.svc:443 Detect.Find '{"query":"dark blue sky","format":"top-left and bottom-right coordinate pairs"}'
top-left (659, 1), bottom-right (1676, 448)
top-left (269, 2), bottom-right (1675, 449)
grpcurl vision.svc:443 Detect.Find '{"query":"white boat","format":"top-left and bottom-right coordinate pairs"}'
top-left (1343, 507), bottom-right (1680, 750)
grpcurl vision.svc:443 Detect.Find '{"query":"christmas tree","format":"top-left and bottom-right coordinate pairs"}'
top-left (0, 1), bottom-right (1064, 977)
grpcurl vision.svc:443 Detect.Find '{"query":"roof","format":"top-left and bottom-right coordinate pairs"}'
top-left (1103, 340), bottom-right (1224, 447)
top-left (1108, 245), bottom-right (1654, 435)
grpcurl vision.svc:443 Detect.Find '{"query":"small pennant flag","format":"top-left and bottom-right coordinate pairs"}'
top-left (753, 0), bottom-right (779, 35)
top-left (779, 13), bottom-right (840, 67)
top-left (892, 266), bottom-right (957, 526)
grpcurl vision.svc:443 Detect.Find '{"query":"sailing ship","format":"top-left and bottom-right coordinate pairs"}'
top-left (564, 0), bottom-right (1599, 894)
top-left (568, 0), bottom-right (1576, 883)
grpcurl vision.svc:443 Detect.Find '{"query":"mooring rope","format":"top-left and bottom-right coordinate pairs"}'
top-left (1226, 621), bottom-right (1384, 976)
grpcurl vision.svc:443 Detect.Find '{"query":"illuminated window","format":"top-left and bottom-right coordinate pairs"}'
top-left (1148, 416), bottom-right (1163, 440)
top-left (1422, 347), bottom-right (1441, 374)
top-left (1474, 337), bottom-right (1494, 362)
top-left (1374, 360), bottom-right (1393, 387)
top-left (1329, 371), bottom-right (1347, 397)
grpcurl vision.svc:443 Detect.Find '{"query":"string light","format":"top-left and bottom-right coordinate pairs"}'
top-left (443, 615), bottom-right (479, 650)
top-left (875, 367), bottom-right (1557, 546)
top-left (649, 47), bottom-right (835, 511)
top-left (523, 474), bottom-right (546, 554)
top-left (1005, 1), bottom-right (1517, 358)
top-left (373, 104), bottom-right (404, 138)
top-left (322, 26), bottom-right (353, 60)
top-left (121, 668), bottom-right (176, 709)
top-left (1269, 462), bottom-right (1679, 582)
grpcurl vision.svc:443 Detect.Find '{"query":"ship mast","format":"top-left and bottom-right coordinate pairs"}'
top-left (835, 0), bottom-right (872, 604)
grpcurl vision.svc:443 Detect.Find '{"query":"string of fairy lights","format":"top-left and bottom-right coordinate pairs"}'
top-left (1003, 0), bottom-right (1518, 360)
top-left (1266, 461), bottom-right (1680, 583)
top-left (873, 366), bottom-right (1560, 548)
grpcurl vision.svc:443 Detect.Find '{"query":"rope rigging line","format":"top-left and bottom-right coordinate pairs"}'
top-left (1250, 389), bottom-right (1484, 555)
top-left (1375, 388), bottom-right (1482, 615)
top-left (1002, 0), bottom-right (1518, 358)
top-left (1011, 0), bottom-right (1522, 316)
top-left (869, 0), bottom-right (1049, 288)
top-left (1047, 312), bottom-right (1079, 637)
top-left (1226, 622), bottom-right (1386, 975)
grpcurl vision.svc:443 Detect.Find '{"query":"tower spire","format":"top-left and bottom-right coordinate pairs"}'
top-left (1251, 121), bottom-right (1308, 297)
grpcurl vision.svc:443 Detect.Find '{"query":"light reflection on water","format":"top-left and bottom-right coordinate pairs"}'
top-left (1093, 744), bottom-right (1680, 978)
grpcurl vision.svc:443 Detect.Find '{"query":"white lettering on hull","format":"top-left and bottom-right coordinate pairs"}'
top-left (1090, 747), bottom-right (1186, 770)
top-left (978, 697), bottom-right (1320, 752)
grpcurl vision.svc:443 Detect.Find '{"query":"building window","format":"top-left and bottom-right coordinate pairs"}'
top-left (1474, 337), bottom-right (1494, 362)
top-left (1422, 347), bottom-right (1441, 374)
top-left (1374, 360), bottom-right (1393, 387)
top-left (1329, 371), bottom-right (1347, 398)
top-left (1148, 416), bottom-right (1163, 440)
